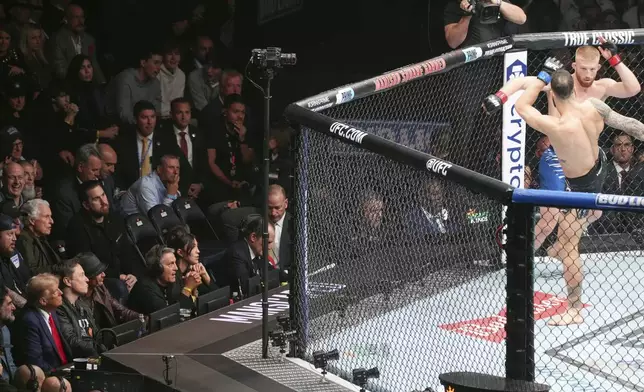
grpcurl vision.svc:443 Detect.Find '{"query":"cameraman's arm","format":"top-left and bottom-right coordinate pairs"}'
top-left (444, 1), bottom-right (472, 49)
top-left (499, 0), bottom-right (527, 24)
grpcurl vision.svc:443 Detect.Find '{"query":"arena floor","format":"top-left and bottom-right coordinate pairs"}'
top-left (307, 251), bottom-right (644, 392)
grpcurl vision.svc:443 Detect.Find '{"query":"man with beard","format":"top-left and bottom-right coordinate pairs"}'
top-left (19, 160), bottom-right (40, 201)
top-left (66, 181), bottom-right (139, 297)
top-left (0, 215), bottom-right (30, 308)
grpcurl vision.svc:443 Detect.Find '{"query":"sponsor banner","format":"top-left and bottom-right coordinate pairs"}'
top-left (502, 50), bottom-right (528, 189)
top-left (335, 87), bottom-right (355, 105)
top-left (426, 157), bottom-right (452, 176)
top-left (595, 193), bottom-right (644, 210)
top-left (483, 44), bottom-right (513, 57)
top-left (462, 46), bottom-right (483, 63)
top-left (338, 119), bottom-right (450, 153)
top-left (439, 291), bottom-right (590, 343)
top-left (306, 96), bottom-right (333, 111)
top-left (563, 30), bottom-right (635, 47)
top-left (374, 57), bottom-right (447, 91)
top-left (329, 122), bottom-right (368, 144)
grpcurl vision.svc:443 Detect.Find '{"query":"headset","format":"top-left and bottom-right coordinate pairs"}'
top-left (146, 245), bottom-right (169, 278)
top-left (25, 364), bottom-right (38, 392)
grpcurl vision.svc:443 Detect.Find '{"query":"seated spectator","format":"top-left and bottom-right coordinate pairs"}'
top-left (159, 98), bottom-right (209, 201)
top-left (198, 69), bottom-right (243, 136)
top-left (5, 1), bottom-right (31, 43)
top-left (226, 215), bottom-right (275, 297)
top-left (157, 40), bottom-right (185, 119)
top-left (66, 180), bottom-right (139, 292)
top-left (19, 23), bottom-right (51, 91)
top-left (17, 199), bottom-right (58, 274)
top-left (186, 52), bottom-right (221, 113)
top-left (0, 80), bottom-right (35, 156)
top-left (112, 100), bottom-right (179, 190)
top-left (0, 127), bottom-right (27, 170)
top-left (121, 154), bottom-right (181, 216)
top-left (19, 160), bottom-right (40, 201)
top-left (0, 24), bottom-right (30, 85)
top-left (12, 273), bottom-right (72, 372)
top-left (105, 48), bottom-right (162, 125)
top-left (165, 226), bottom-right (216, 295)
top-left (0, 286), bottom-right (17, 382)
top-left (0, 214), bottom-right (30, 307)
top-left (127, 245), bottom-right (199, 315)
top-left (206, 94), bottom-right (256, 203)
top-left (41, 375), bottom-right (71, 392)
top-left (52, 258), bottom-right (100, 358)
top-left (48, 143), bottom-right (102, 240)
top-left (48, 3), bottom-right (105, 83)
top-left (0, 162), bottom-right (25, 207)
top-left (267, 185), bottom-right (291, 274)
top-left (77, 252), bottom-right (141, 330)
top-left (96, 143), bottom-right (119, 214)
top-left (13, 364), bottom-right (45, 392)
top-left (182, 35), bottom-right (214, 75)
top-left (65, 55), bottom-right (118, 143)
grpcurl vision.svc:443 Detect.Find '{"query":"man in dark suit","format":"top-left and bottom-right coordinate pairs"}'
top-left (48, 4), bottom-right (106, 83)
top-left (158, 98), bottom-right (211, 202)
top-left (112, 100), bottom-right (180, 191)
top-left (97, 144), bottom-right (120, 214)
top-left (267, 185), bottom-right (291, 276)
top-left (48, 144), bottom-right (102, 240)
top-left (226, 215), bottom-right (275, 298)
top-left (12, 273), bottom-right (72, 371)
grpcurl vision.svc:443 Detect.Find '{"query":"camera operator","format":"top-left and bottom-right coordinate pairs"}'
top-left (444, 0), bottom-right (527, 49)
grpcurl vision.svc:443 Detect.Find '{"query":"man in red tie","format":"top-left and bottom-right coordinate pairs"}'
top-left (13, 273), bottom-right (72, 371)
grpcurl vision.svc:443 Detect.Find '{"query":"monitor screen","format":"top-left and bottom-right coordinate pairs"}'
top-left (149, 303), bottom-right (180, 333)
top-left (113, 318), bottom-right (144, 346)
top-left (197, 286), bottom-right (230, 316)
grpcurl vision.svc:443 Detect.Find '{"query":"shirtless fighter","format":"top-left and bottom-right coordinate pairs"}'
top-left (485, 40), bottom-right (641, 251)
top-left (510, 57), bottom-right (644, 325)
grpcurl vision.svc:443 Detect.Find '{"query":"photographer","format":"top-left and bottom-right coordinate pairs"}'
top-left (444, 0), bottom-right (527, 49)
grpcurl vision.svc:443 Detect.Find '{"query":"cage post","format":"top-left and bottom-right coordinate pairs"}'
top-left (504, 203), bottom-right (536, 381)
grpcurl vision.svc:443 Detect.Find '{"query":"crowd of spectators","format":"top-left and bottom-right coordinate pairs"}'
top-left (0, 0), bottom-right (295, 389)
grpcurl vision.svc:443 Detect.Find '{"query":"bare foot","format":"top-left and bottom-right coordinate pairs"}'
top-left (548, 309), bottom-right (583, 326)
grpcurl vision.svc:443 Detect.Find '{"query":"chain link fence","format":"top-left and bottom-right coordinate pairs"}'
top-left (291, 44), bottom-right (644, 392)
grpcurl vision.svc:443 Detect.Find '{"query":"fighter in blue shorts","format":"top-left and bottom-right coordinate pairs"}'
top-left (534, 137), bottom-right (566, 251)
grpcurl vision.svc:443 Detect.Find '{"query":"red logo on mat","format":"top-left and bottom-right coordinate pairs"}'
top-left (439, 292), bottom-right (590, 343)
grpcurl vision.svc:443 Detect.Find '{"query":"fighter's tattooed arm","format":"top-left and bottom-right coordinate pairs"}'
top-left (589, 98), bottom-right (644, 141)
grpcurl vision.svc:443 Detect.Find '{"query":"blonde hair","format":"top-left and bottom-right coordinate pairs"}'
top-left (575, 46), bottom-right (600, 63)
top-left (19, 23), bottom-right (48, 65)
top-left (26, 273), bottom-right (59, 306)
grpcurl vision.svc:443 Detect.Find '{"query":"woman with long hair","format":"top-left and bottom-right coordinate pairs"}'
top-left (165, 226), bottom-right (217, 296)
top-left (19, 23), bottom-right (51, 90)
top-left (65, 54), bottom-right (118, 140)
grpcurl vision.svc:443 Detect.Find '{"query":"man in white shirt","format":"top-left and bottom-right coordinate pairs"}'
top-left (121, 155), bottom-right (180, 216)
top-left (267, 185), bottom-right (291, 274)
top-left (157, 41), bottom-right (185, 119)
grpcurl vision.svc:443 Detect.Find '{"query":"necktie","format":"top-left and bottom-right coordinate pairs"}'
top-left (48, 314), bottom-right (68, 364)
top-left (140, 137), bottom-right (151, 177)
top-left (179, 132), bottom-right (189, 158)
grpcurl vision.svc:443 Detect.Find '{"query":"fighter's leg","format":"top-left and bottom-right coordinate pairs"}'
top-left (548, 209), bottom-right (584, 326)
top-left (534, 206), bottom-right (561, 250)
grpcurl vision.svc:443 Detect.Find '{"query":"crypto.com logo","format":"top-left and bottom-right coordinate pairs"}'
top-left (506, 59), bottom-right (527, 80)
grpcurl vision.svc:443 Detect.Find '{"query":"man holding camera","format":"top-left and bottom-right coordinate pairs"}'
top-left (444, 0), bottom-right (527, 49)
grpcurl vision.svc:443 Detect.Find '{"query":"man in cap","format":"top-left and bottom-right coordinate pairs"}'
top-left (77, 252), bottom-right (141, 330)
top-left (0, 214), bottom-right (28, 308)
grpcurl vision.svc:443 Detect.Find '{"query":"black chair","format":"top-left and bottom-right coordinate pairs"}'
top-left (172, 197), bottom-right (219, 240)
top-left (147, 204), bottom-right (184, 242)
top-left (124, 213), bottom-right (161, 265)
top-left (247, 275), bottom-right (261, 298)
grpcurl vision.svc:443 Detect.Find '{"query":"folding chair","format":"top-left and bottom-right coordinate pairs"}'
top-left (124, 213), bottom-right (161, 266)
top-left (147, 204), bottom-right (184, 242)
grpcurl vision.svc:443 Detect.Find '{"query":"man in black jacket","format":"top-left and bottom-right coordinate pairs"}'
top-left (65, 180), bottom-right (139, 296)
top-left (127, 245), bottom-right (200, 315)
top-left (52, 258), bottom-right (101, 359)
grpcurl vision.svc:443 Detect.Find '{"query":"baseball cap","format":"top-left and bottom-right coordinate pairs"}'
top-left (4, 79), bottom-right (26, 98)
top-left (0, 126), bottom-right (23, 146)
top-left (0, 201), bottom-right (21, 220)
top-left (0, 214), bottom-right (15, 232)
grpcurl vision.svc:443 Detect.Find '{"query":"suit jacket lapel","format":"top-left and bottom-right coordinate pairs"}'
top-left (36, 310), bottom-right (56, 349)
